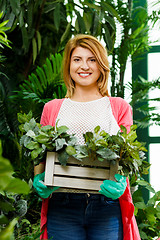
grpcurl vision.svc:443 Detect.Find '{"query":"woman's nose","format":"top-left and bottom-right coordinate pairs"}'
top-left (81, 61), bottom-right (89, 70)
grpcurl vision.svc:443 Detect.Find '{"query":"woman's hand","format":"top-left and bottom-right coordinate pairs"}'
top-left (99, 174), bottom-right (127, 200)
top-left (33, 172), bottom-right (59, 198)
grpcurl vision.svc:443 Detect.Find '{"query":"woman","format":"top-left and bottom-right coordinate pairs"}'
top-left (33, 34), bottom-right (141, 240)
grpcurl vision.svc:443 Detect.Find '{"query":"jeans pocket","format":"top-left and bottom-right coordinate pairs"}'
top-left (102, 197), bottom-right (119, 206)
top-left (50, 193), bottom-right (69, 206)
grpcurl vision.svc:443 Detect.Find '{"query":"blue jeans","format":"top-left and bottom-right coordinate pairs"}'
top-left (47, 193), bottom-right (123, 240)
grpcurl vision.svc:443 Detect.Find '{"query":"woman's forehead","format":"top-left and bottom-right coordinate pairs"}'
top-left (71, 46), bottom-right (95, 57)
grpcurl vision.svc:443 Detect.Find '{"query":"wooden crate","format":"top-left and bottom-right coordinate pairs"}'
top-left (44, 152), bottom-right (118, 192)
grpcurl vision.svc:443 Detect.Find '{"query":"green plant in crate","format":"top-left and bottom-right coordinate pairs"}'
top-left (18, 111), bottom-right (77, 166)
top-left (18, 111), bottom-right (147, 178)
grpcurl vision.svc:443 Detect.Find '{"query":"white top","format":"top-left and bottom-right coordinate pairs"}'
top-left (56, 97), bottom-right (120, 145)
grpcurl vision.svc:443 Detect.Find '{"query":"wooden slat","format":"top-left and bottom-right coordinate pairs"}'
top-left (55, 156), bottom-right (110, 167)
top-left (44, 152), bottom-right (56, 185)
top-left (54, 164), bottom-right (109, 179)
top-left (109, 161), bottom-right (118, 181)
top-left (53, 176), bottom-right (103, 191)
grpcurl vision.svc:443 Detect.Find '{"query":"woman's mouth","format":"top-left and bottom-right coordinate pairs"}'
top-left (78, 73), bottom-right (92, 77)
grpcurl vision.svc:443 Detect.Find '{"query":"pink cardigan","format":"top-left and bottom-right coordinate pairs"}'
top-left (39, 97), bottom-right (141, 240)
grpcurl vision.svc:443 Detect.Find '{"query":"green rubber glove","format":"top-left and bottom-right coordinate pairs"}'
top-left (33, 172), bottom-right (59, 198)
top-left (99, 174), bottom-right (127, 200)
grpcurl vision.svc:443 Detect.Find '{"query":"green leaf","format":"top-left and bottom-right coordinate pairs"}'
top-left (54, 3), bottom-right (61, 31)
top-left (55, 138), bottom-right (66, 151)
top-left (26, 130), bottom-right (36, 138)
top-left (44, 143), bottom-right (54, 151)
top-left (130, 125), bottom-right (137, 131)
top-left (29, 72), bottom-right (44, 94)
top-left (135, 201), bottom-right (146, 209)
top-left (97, 148), bottom-right (119, 160)
top-left (129, 149), bottom-right (140, 160)
top-left (93, 12), bottom-right (100, 35)
top-left (66, 146), bottom-right (77, 155)
top-left (60, 21), bottom-right (71, 43)
top-left (67, 136), bottom-right (77, 146)
top-left (19, 10), bottom-right (24, 27)
top-left (94, 125), bottom-right (100, 134)
top-left (100, 130), bottom-right (109, 137)
top-left (0, 20), bottom-right (10, 28)
top-left (58, 150), bottom-right (69, 166)
top-left (83, 12), bottom-right (92, 33)
top-left (10, 0), bottom-right (20, 16)
top-left (0, 200), bottom-right (14, 212)
top-left (32, 37), bottom-right (37, 64)
top-left (0, 215), bottom-right (9, 225)
top-left (17, 111), bottom-right (32, 124)
top-left (111, 135), bottom-right (124, 145)
top-left (101, 2), bottom-right (121, 23)
top-left (136, 180), bottom-right (155, 193)
top-left (57, 125), bottom-right (69, 135)
top-left (146, 212), bottom-right (156, 224)
top-left (0, 156), bottom-right (13, 190)
top-left (82, 1), bottom-right (101, 11)
top-left (139, 230), bottom-right (148, 239)
top-left (31, 147), bottom-right (43, 159)
top-left (44, 2), bottom-right (56, 13)
top-left (36, 31), bottom-right (41, 53)
top-left (104, 15), bottom-right (116, 30)
top-left (23, 136), bottom-right (32, 147)
top-left (75, 145), bottom-right (88, 156)
top-left (120, 125), bottom-right (127, 135)
top-left (95, 139), bottom-right (108, 147)
top-left (21, 26), bottom-right (29, 53)
top-left (126, 130), bottom-right (137, 142)
top-left (15, 199), bottom-right (27, 217)
top-left (27, 1), bottom-right (33, 29)
top-left (103, 24), bottom-right (113, 51)
top-left (26, 141), bottom-right (40, 150)
top-left (5, 178), bottom-right (30, 194)
top-left (24, 118), bottom-right (37, 132)
top-left (0, 218), bottom-right (17, 240)
top-left (35, 135), bottom-right (50, 144)
top-left (84, 132), bottom-right (94, 142)
top-left (75, 10), bottom-right (86, 33)
top-left (41, 125), bottom-right (54, 132)
top-left (97, 157), bottom-right (104, 162)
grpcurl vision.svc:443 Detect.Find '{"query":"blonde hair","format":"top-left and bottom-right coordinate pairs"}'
top-left (63, 34), bottom-right (110, 98)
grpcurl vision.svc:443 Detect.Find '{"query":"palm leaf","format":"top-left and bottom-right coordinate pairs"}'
top-left (11, 53), bottom-right (66, 120)
top-left (0, 73), bottom-right (18, 137)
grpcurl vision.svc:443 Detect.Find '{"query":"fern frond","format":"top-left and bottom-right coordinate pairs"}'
top-left (11, 53), bottom-right (66, 120)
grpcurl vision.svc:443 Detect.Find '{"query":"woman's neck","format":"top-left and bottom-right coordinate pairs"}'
top-left (70, 87), bottom-right (103, 102)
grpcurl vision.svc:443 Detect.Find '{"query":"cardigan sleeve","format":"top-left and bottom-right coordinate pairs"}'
top-left (40, 99), bottom-right (64, 127)
top-left (109, 97), bottom-right (133, 133)
top-left (40, 103), bottom-right (49, 126)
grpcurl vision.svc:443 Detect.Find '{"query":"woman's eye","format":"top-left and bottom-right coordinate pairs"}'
top-left (74, 58), bottom-right (80, 62)
top-left (90, 58), bottom-right (96, 62)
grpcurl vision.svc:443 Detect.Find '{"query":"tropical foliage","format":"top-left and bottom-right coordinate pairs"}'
top-left (133, 182), bottom-right (160, 239)
top-left (0, 0), bottom-right (120, 80)
top-left (11, 52), bottom-right (66, 120)
top-left (0, 0), bottom-right (160, 239)
top-left (128, 76), bottom-right (160, 128)
top-left (0, 141), bottom-right (30, 239)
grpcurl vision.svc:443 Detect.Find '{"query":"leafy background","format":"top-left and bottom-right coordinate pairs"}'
top-left (0, 0), bottom-right (160, 239)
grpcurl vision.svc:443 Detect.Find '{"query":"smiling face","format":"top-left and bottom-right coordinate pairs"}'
top-left (70, 47), bottom-right (101, 89)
